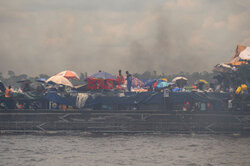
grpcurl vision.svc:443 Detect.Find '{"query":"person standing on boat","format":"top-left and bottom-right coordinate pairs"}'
top-left (126, 71), bottom-right (132, 92)
top-left (5, 86), bottom-right (12, 98)
top-left (116, 70), bottom-right (125, 90)
top-left (5, 85), bottom-right (14, 109)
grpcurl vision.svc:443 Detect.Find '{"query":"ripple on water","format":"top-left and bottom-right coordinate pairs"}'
top-left (0, 134), bottom-right (249, 166)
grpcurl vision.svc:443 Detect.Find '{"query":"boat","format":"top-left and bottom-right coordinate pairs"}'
top-left (1, 91), bottom-right (250, 134)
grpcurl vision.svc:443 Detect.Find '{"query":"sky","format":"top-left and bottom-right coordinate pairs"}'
top-left (0, 0), bottom-right (250, 76)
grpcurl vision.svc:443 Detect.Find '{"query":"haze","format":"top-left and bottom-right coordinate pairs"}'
top-left (0, 0), bottom-right (250, 76)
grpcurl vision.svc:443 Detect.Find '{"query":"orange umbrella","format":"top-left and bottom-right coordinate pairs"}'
top-left (56, 70), bottom-right (80, 80)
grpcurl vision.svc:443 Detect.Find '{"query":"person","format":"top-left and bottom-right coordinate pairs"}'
top-left (5, 85), bottom-right (12, 98)
top-left (235, 84), bottom-right (248, 95)
top-left (207, 83), bottom-right (214, 92)
top-left (126, 71), bottom-right (132, 92)
top-left (5, 85), bottom-right (15, 109)
top-left (116, 70), bottom-right (125, 90)
top-left (197, 82), bottom-right (204, 91)
top-left (0, 81), bottom-right (5, 93)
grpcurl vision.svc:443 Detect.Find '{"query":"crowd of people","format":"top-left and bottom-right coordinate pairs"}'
top-left (0, 68), bottom-right (249, 110)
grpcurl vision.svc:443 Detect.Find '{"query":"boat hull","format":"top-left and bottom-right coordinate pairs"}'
top-left (0, 109), bottom-right (250, 134)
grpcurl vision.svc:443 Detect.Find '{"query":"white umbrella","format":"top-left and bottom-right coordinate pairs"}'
top-left (172, 76), bottom-right (188, 83)
top-left (46, 75), bottom-right (73, 87)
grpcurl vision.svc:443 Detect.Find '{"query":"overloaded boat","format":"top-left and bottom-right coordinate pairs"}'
top-left (1, 45), bottom-right (250, 134)
top-left (0, 90), bottom-right (250, 134)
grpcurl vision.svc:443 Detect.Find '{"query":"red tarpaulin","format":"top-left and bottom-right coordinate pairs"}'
top-left (86, 78), bottom-right (118, 90)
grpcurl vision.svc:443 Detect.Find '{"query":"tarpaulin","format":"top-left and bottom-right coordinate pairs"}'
top-left (84, 92), bottom-right (163, 109)
top-left (44, 90), bottom-right (76, 106)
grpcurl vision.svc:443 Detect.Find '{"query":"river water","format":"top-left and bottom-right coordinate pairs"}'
top-left (0, 134), bottom-right (249, 166)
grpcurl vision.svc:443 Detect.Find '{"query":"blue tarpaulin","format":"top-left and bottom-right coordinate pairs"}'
top-left (84, 91), bottom-right (231, 111)
top-left (85, 92), bottom-right (163, 109)
top-left (44, 90), bottom-right (76, 106)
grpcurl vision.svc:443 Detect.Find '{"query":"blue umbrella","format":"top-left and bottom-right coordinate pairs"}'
top-left (36, 78), bottom-right (47, 83)
top-left (88, 72), bottom-right (115, 79)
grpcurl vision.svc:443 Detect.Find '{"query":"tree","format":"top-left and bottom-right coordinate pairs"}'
top-left (80, 73), bottom-right (85, 81)
top-left (153, 70), bottom-right (157, 78)
top-left (8, 70), bottom-right (15, 78)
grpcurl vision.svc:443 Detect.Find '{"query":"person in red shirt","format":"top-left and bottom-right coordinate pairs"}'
top-left (116, 70), bottom-right (125, 90)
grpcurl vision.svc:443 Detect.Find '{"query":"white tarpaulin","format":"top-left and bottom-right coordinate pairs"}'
top-left (239, 47), bottom-right (250, 60)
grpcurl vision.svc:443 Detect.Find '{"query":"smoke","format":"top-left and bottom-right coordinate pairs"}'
top-left (0, 0), bottom-right (250, 76)
top-left (126, 7), bottom-right (207, 74)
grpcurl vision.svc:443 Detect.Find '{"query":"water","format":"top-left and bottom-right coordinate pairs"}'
top-left (0, 134), bottom-right (249, 166)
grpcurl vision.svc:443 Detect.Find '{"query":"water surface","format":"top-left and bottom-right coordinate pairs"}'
top-left (0, 134), bottom-right (249, 166)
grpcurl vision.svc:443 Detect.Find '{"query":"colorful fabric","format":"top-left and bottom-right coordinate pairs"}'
top-left (86, 78), bottom-right (117, 90)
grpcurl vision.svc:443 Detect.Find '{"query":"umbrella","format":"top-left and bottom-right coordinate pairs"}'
top-left (214, 63), bottom-right (236, 73)
top-left (56, 70), bottom-right (80, 80)
top-left (36, 78), bottom-right (47, 83)
top-left (88, 72), bottom-right (115, 79)
top-left (199, 79), bottom-right (208, 84)
top-left (161, 78), bottom-right (168, 82)
top-left (172, 76), bottom-right (188, 83)
top-left (46, 75), bottom-right (73, 87)
top-left (151, 79), bottom-right (170, 88)
top-left (145, 79), bottom-right (157, 87)
top-left (155, 80), bottom-right (170, 88)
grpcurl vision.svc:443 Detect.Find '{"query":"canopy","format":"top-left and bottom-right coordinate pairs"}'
top-left (46, 75), bottom-right (73, 87)
top-left (88, 72), bottom-right (115, 79)
top-left (214, 63), bottom-right (236, 73)
top-left (239, 47), bottom-right (250, 60)
top-left (229, 44), bottom-right (246, 64)
top-left (145, 79), bottom-right (157, 87)
top-left (56, 70), bottom-right (80, 80)
top-left (155, 80), bottom-right (170, 88)
top-left (161, 78), bottom-right (168, 82)
top-left (228, 44), bottom-right (250, 65)
top-left (36, 78), bottom-right (47, 83)
top-left (172, 76), bottom-right (188, 82)
top-left (131, 77), bottom-right (144, 88)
